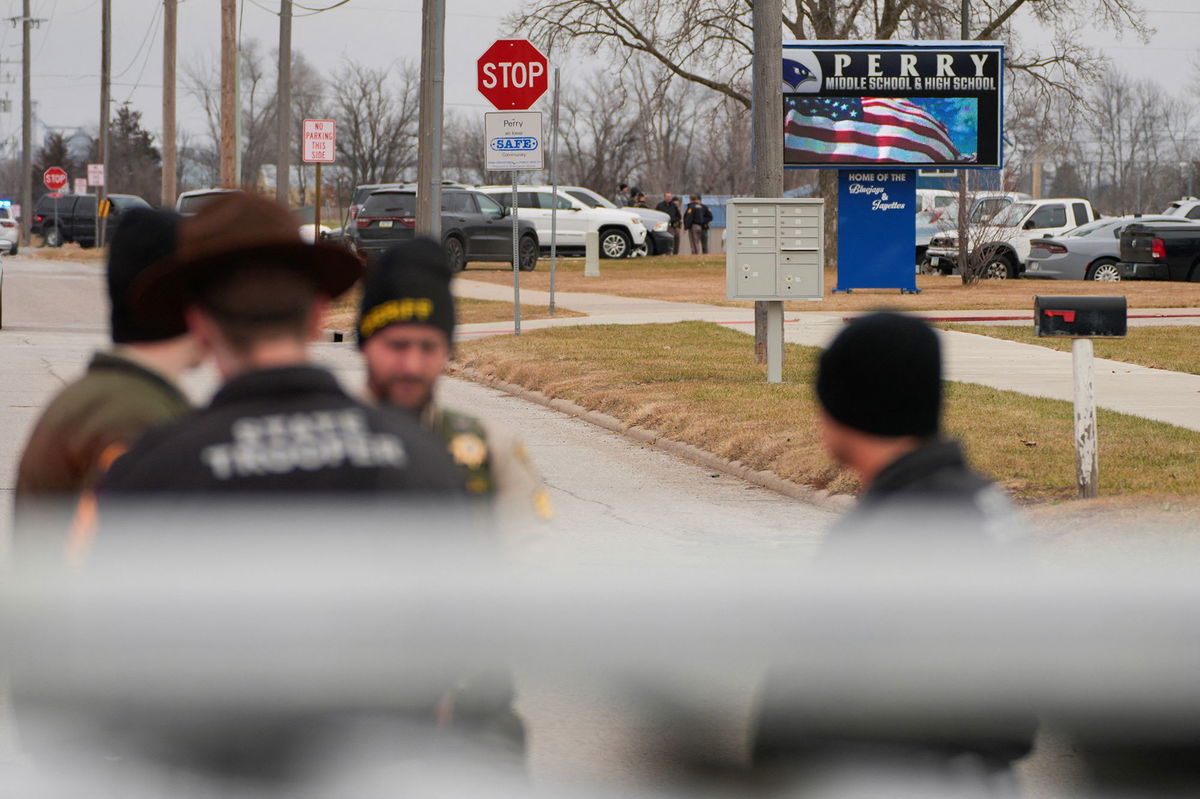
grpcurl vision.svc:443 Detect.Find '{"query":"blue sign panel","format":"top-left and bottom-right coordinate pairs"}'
top-left (835, 169), bottom-right (918, 292)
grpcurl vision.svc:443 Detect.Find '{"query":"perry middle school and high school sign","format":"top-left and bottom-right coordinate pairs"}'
top-left (781, 41), bottom-right (1004, 169)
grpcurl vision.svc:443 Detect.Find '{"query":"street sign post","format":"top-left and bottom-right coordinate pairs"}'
top-left (74, 178), bottom-right (88, 195)
top-left (477, 39), bottom-right (549, 111)
top-left (43, 167), bottom-right (68, 192)
top-left (484, 110), bottom-right (544, 336)
top-left (87, 163), bottom-right (105, 187)
top-left (301, 119), bottom-right (336, 234)
top-left (478, 40), bottom-right (549, 335)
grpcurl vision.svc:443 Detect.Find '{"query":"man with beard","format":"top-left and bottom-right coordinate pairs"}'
top-left (357, 238), bottom-right (552, 526)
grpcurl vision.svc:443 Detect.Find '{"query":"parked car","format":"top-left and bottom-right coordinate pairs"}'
top-left (926, 197), bottom-right (1097, 279)
top-left (1118, 220), bottom-right (1200, 281)
top-left (32, 192), bottom-right (152, 247)
top-left (560, 185), bottom-right (674, 255)
top-left (1024, 215), bottom-right (1194, 281)
top-left (1162, 197), bottom-right (1200, 220)
top-left (915, 188), bottom-right (957, 213)
top-left (354, 186), bottom-right (540, 271)
top-left (0, 202), bottom-right (19, 254)
top-left (477, 185), bottom-right (647, 259)
top-left (175, 188), bottom-right (241, 216)
top-left (917, 192), bottom-right (1029, 272)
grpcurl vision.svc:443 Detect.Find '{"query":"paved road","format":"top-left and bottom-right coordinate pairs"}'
top-left (0, 257), bottom-right (833, 788)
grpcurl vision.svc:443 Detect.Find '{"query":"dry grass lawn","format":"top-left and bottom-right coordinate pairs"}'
top-left (23, 242), bottom-right (106, 262)
top-left (463, 255), bottom-right (1200, 311)
top-left (943, 324), bottom-right (1200, 376)
top-left (326, 282), bottom-right (582, 331)
top-left (456, 321), bottom-right (1200, 504)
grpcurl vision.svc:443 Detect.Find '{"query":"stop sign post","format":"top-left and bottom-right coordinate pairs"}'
top-left (43, 167), bottom-right (68, 192)
top-left (477, 39), bottom-right (549, 111)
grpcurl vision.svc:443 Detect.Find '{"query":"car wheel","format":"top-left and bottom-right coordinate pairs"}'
top-left (983, 254), bottom-right (1013, 280)
top-left (1086, 259), bottom-right (1121, 282)
top-left (9, 241), bottom-right (17, 255)
top-left (518, 235), bottom-right (539, 271)
top-left (599, 228), bottom-right (632, 259)
top-left (44, 226), bottom-right (62, 247)
top-left (444, 236), bottom-right (466, 273)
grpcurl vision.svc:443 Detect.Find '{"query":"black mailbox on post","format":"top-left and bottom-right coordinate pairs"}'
top-left (1034, 296), bottom-right (1127, 338)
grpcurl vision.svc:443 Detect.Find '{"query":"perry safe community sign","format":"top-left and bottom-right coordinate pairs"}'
top-left (484, 111), bottom-right (544, 171)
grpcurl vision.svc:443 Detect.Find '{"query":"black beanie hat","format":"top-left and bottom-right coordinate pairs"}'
top-left (815, 312), bottom-right (942, 438)
top-left (107, 208), bottom-right (187, 344)
top-left (357, 238), bottom-right (455, 348)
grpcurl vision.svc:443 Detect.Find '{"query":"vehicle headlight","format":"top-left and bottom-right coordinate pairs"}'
top-left (653, 221), bottom-right (668, 231)
top-left (630, 217), bottom-right (642, 226)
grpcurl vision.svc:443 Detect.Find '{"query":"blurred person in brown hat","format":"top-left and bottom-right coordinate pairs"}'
top-left (94, 193), bottom-right (465, 502)
top-left (13, 208), bottom-right (205, 555)
top-left (356, 238), bottom-right (553, 531)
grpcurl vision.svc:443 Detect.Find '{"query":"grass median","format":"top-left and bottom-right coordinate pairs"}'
top-left (942, 323), bottom-right (1200, 376)
top-left (455, 320), bottom-right (1200, 504)
top-left (462, 256), bottom-right (1200, 311)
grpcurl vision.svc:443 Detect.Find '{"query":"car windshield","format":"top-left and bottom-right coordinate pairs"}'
top-left (179, 192), bottom-right (232, 215)
top-left (362, 193), bottom-right (416, 215)
top-left (567, 189), bottom-right (616, 209)
top-left (1065, 219), bottom-right (1114, 238)
top-left (990, 202), bottom-right (1033, 228)
top-left (111, 196), bottom-right (151, 211)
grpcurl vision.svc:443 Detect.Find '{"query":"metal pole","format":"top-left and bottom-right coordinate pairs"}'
top-left (766, 300), bottom-right (783, 384)
top-left (161, 0), bottom-right (177, 208)
top-left (415, 0), bottom-right (445, 238)
top-left (219, 0), bottom-right (237, 187)
top-left (314, 162), bottom-right (322, 235)
top-left (956, 0), bottom-right (969, 282)
top-left (751, 0), bottom-right (783, 372)
top-left (1072, 338), bottom-right (1098, 498)
top-left (512, 175), bottom-right (520, 335)
top-left (549, 67), bottom-right (559, 316)
top-left (276, 0), bottom-right (292, 205)
top-left (98, 0), bottom-right (110, 247)
top-left (20, 0), bottom-right (31, 247)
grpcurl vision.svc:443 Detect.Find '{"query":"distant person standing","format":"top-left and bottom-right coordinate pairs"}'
top-left (683, 194), bottom-right (712, 255)
top-left (613, 182), bottom-right (631, 207)
top-left (656, 192), bottom-right (682, 255)
top-left (630, 190), bottom-right (648, 208)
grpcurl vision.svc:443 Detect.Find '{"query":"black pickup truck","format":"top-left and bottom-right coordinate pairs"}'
top-left (31, 192), bottom-right (151, 247)
top-left (1119, 221), bottom-right (1200, 282)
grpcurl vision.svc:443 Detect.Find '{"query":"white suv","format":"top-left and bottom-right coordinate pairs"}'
top-left (927, 197), bottom-right (1097, 279)
top-left (477, 185), bottom-right (647, 258)
top-left (1163, 198), bottom-right (1200, 220)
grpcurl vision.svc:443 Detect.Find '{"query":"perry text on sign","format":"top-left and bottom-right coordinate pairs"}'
top-left (302, 119), bottom-right (337, 164)
top-left (484, 112), bottom-right (544, 171)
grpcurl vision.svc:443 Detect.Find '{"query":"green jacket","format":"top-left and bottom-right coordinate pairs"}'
top-left (15, 350), bottom-right (191, 506)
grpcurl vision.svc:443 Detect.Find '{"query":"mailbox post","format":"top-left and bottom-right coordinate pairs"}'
top-left (726, 198), bottom-right (825, 383)
top-left (1034, 296), bottom-right (1127, 499)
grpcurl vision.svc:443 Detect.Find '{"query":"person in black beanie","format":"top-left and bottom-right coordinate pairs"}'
top-left (357, 238), bottom-right (553, 525)
top-left (14, 208), bottom-right (205, 550)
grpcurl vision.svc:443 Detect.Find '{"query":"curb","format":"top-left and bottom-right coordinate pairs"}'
top-left (450, 364), bottom-right (852, 514)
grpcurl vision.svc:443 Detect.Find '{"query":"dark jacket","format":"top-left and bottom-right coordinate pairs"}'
top-left (655, 200), bottom-right (682, 226)
top-left (99, 365), bottom-right (464, 496)
top-left (683, 201), bottom-right (712, 229)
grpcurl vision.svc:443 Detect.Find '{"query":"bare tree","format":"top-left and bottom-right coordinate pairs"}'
top-left (329, 59), bottom-right (420, 189)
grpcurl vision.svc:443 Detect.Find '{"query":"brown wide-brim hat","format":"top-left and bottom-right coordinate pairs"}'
top-left (130, 192), bottom-right (363, 330)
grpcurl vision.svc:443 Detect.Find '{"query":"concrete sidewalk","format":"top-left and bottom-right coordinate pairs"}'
top-left (453, 279), bottom-right (1200, 433)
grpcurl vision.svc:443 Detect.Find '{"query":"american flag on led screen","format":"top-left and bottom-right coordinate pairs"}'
top-left (785, 97), bottom-right (964, 164)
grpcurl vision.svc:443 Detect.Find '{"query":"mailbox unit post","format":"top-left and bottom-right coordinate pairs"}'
top-left (726, 198), bottom-right (825, 383)
top-left (1034, 295), bottom-right (1127, 499)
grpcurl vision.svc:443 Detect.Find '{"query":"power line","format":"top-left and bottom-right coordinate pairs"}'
top-left (122, 3), bottom-right (162, 103)
top-left (112, 1), bottom-right (161, 80)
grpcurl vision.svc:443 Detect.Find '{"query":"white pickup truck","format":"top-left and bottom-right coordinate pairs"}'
top-left (926, 197), bottom-right (1098, 279)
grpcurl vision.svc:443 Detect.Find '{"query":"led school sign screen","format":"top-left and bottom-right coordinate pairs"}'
top-left (782, 41), bottom-right (1004, 169)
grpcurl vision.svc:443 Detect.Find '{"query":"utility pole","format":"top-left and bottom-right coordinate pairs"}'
top-left (415, 0), bottom-right (445, 238)
top-left (276, 0), bottom-right (291, 205)
top-left (751, 0), bottom-right (782, 370)
top-left (220, 0), bottom-right (237, 188)
top-left (161, 0), bottom-right (177, 207)
top-left (19, 1), bottom-right (33, 246)
top-left (956, 0), bottom-right (970, 282)
top-left (98, 0), bottom-right (110, 247)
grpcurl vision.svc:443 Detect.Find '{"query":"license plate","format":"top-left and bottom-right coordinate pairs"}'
top-left (930, 256), bottom-right (940, 266)
top-left (1027, 261), bottom-right (1040, 271)
top-left (378, 220), bottom-right (393, 228)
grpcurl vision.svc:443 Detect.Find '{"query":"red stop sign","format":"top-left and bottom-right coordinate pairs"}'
top-left (477, 39), bottom-right (549, 111)
top-left (43, 166), bottom-right (68, 191)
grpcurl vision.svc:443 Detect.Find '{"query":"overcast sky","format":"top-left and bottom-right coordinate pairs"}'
top-left (1, 0), bottom-right (1196, 148)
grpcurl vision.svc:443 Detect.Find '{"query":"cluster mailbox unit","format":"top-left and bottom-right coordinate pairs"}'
top-left (726, 198), bottom-right (825, 301)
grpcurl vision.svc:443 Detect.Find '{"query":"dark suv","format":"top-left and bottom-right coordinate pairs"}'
top-left (354, 187), bottom-right (539, 271)
top-left (32, 192), bottom-right (152, 247)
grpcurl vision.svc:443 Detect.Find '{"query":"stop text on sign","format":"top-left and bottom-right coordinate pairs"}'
top-left (477, 39), bottom-right (549, 111)
top-left (480, 60), bottom-right (544, 90)
top-left (302, 118), bottom-right (337, 164)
